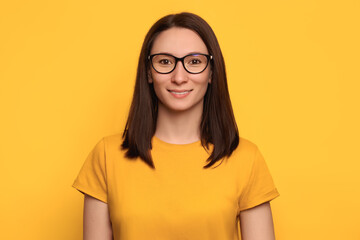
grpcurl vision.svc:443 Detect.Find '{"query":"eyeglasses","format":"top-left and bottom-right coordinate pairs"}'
top-left (148, 53), bottom-right (212, 74)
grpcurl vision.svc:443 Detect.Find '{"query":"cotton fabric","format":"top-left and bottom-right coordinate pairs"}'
top-left (73, 134), bottom-right (280, 240)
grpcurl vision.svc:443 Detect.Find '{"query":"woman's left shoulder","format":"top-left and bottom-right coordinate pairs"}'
top-left (225, 137), bottom-right (266, 168)
top-left (233, 137), bottom-right (260, 156)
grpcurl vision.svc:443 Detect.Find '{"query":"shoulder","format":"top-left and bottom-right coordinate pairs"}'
top-left (93, 133), bottom-right (125, 157)
top-left (102, 133), bottom-right (123, 146)
top-left (226, 137), bottom-right (262, 168)
top-left (233, 137), bottom-right (260, 157)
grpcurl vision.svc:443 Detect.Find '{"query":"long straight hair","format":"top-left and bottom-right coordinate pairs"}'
top-left (121, 12), bottom-right (239, 169)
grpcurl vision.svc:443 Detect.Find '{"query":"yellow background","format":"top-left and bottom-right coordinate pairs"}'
top-left (0, 0), bottom-right (359, 239)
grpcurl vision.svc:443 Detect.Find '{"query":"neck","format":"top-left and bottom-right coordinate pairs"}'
top-left (154, 102), bottom-right (203, 144)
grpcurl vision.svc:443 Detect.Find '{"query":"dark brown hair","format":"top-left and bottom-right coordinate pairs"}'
top-left (121, 12), bottom-right (239, 169)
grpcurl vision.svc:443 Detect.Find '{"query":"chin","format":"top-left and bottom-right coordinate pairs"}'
top-left (166, 105), bottom-right (192, 112)
top-left (165, 101), bottom-right (203, 113)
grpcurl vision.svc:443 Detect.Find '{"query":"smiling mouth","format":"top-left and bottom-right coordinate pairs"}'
top-left (167, 89), bottom-right (193, 95)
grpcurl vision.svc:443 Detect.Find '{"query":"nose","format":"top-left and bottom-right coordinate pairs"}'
top-left (171, 60), bottom-right (188, 84)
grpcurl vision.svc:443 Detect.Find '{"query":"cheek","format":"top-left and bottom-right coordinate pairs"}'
top-left (153, 84), bottom-right (163, 98)
top-left (194, 74), bottom-right (210, 89)
top-left (199, 82), bottom-right (210, 97)
top-left (199, 75), bottom-right (211, 96)
top-left (151, 76), bottom-right (168, 100)
top-left (191, 79), bottom-right (209, 101)
top-left (150, 69), bottom-right (167, 84)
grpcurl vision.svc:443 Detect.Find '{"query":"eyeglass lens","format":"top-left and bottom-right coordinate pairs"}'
top-left (151, 54), bottom-right (209, 73)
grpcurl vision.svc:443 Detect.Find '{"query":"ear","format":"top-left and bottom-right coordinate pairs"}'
top-left (148, 71), bottom-right (153, 83)
top-left (208, 70), bottom-right (212, 84)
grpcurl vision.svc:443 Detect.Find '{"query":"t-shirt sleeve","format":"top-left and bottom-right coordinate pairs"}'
top-left (72, 138), bottom-right (108, 203)
top-left (238, 146), bottom-right (280, 212)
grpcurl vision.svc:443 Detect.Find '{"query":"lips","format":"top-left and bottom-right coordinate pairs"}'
top-left (167, 89), bottom-right (193, 95)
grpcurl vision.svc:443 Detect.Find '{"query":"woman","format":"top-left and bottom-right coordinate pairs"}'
top-left (73, 12), bottom-right (280, 240)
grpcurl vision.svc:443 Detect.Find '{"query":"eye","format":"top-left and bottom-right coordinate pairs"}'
top-left (185, 55), bottom-right (206, 65)
top-left (159, 58), bottom-right (173, 65)
top-left (191, 59), bottom-right (201, 64)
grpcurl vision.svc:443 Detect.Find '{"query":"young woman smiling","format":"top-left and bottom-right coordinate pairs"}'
top-left (73, 12), bottom-right (280, 240)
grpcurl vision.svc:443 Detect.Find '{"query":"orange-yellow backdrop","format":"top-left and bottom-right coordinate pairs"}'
top-left (0, 0), bottom-right (359, 239)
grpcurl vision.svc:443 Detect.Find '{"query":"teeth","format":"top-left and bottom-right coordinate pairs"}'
top-left (170, 91), bottom-right (190, 95)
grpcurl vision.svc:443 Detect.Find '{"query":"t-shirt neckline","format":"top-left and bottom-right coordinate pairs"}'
top-left (152, 135), bottom-right (202, 149)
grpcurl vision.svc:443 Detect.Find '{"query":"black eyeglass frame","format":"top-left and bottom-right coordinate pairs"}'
top-left (148, 53), bottom-right (213, 74)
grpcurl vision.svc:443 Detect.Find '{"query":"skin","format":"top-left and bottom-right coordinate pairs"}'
top-left (83, 194), bottom-right (113, 240)
top-left (240, 202), bottom-right (276, 240)
top-left (83, 27), bottom-right (277, 240)
top-left (148, 27), bottom-right (212, 144)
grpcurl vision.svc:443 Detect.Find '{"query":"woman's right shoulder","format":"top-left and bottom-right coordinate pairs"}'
top-left (87, 133), bottom-right (125, 159)
top-left (101, 133), bottom-right (124, 153)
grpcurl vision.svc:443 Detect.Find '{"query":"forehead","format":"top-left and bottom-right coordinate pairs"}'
top-left (150, 27), bottom-right (208, 56)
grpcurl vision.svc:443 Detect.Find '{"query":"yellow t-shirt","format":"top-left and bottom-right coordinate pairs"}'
top-left (72, 134), bottom-right (280, 240)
